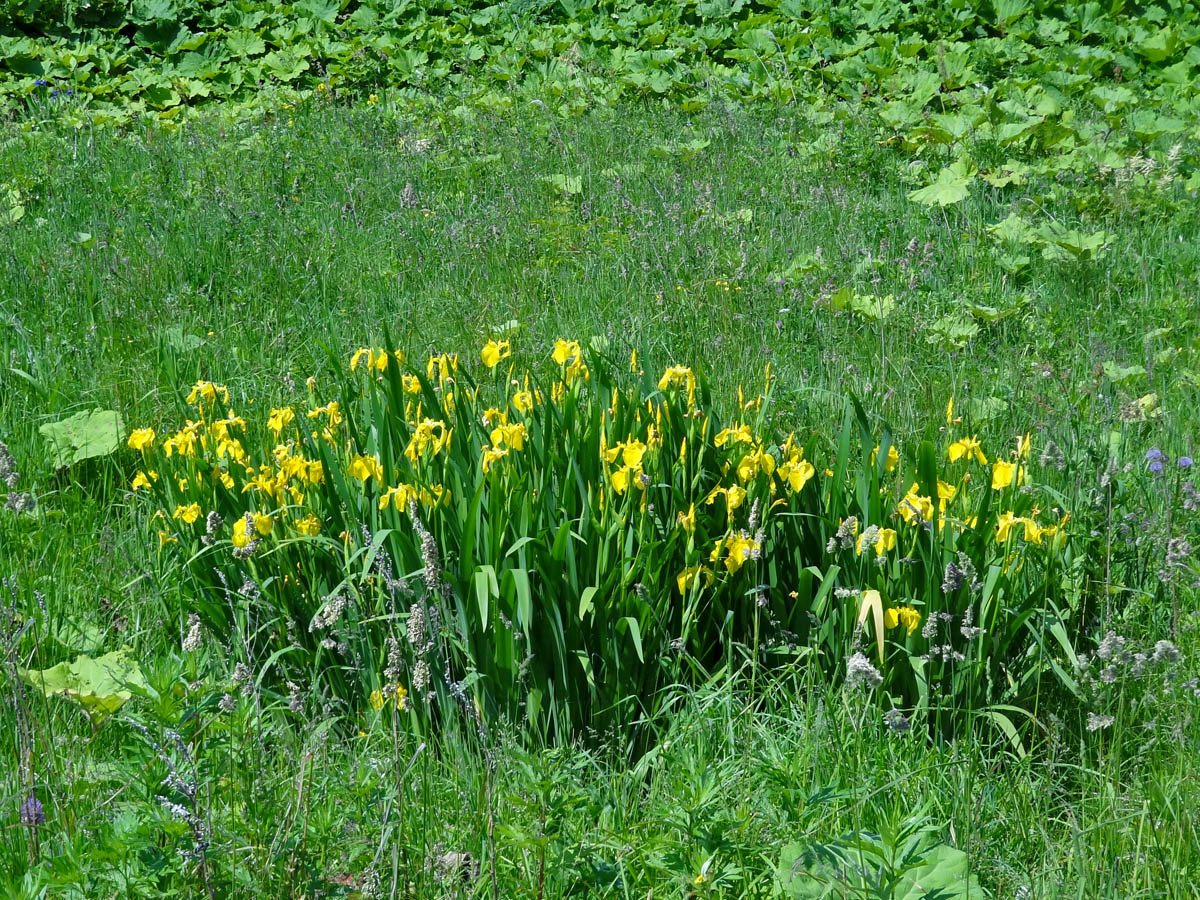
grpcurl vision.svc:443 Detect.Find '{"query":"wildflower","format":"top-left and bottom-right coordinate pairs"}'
top-left (182, 613), bottom-right (203, 652)
top-left (677, 565), bottom-right (711, 594)
top-left (512, 390), bottom-right (533, 413)
top-left (657, 365), bottom-right (697, 408)
top-left (347, 453), bottom-right (384, 483)
top-left (19, 796), bottom-right (45, 826)
top-left (714, 424), bottom-right (752, 447)
top-left (404, 419), bottom-right (451, 462)
top-left (1178, 456), bottom-right (1193, 469)
top-left (705, 484), bottom-right (746, 514)
top-left (991, 460), bottom-right (1020, 490)
top-left (307, 401), bottom-right (343, 427)
top-left (232, 513), bottom-right (253, 549)
top-left (350, 347), bottom-right (390, 372)
top-left (294, 513), bottom-right (321, 536)
top-left (131, 470), bottom-right (155, 491)
top-left (402, 374), bottom-right (422, 394)
top-left (846, 652), bottom-right (882, 690)
top-left (390, 683), bottom-right (410, 711)
top-left (480, 339), bottom-right (512, 369)
top-left (778, 439), bottom-right (815, 493)
top-left (945, 396), bottom-right (959, 426)
top-left (736, 446), bottom-right (776, 482)
top-left (186, 380), bottom-right (229, 408)
top-left (871, 444), bottom-right (899, 472)
top-left (1151, 640), bottom-right (1181, 665)
top-left (127, 428), bottom-right (155, 451)
top-left (883, 708), bottom-right (911, 733)
top-left (677, 503), bottom-right (696, 533)
top-left (948, 435), bottom-right (988, 466)
top-left (884, 605), bottom-right (922, 635)
top-left (0, 440), bottom-right (18, 488)
top-left (288, 681), bottom-right (304, 714)
top-left (720, 532), bottom-right (759, 574)
top-left (897, 485), bottom-right (933, 525)
top-left (1086, 712), bottom-right (1115, 732)
top-left (216, 437), bottom-right (246, 462)
top-left (162, 425), bottom-right (200, 458)
top-left (610, 465), bottom-right (640, 494)
top-left (205, 511), bottom-right (223, 535)
top-left (490, 422), bottom-right (528, 451)
top-left (995, 511), bottom-right (1021, 542)
top-left (267, 407), bottom-right (295, 436)
top-left (876, 527), bottom-right (897, 553)
top-left (1097, 632), bottom-right (1127, 662)
top-left (482, 446), bottom-right (510, 474)
top-left (551, 340), bottom-right (587, 381)
top-left (172, 503), bottom-right (202, 525)
top-left (157, 529), bottom-right (178, 548)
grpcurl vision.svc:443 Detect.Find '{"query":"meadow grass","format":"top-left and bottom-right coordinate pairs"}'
top-left (1, 99), bottom-right (1199, 897)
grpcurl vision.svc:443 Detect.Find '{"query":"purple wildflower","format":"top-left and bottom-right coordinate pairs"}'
top-left (1146, 448), bottom-right (1164, 462)
top-left (20, 795), bottom-right (45, 826)
top-left (1179, 456), bottom-right (1194, 469)
top-left (1150, 460), bottom-right (1164, 474)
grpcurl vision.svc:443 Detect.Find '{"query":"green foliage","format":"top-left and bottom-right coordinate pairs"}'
top-left (907, 161), bottom-right (973, 208)
top-left (132, 347), bottom-right (1078, 740)
top-left (1, 0), bottom-right (1199, 203)
top-left (37, 409), bottom-right (123, 469)
top-left (22, 646), bottom-right (148, 722)
top-left (777, 829), bottom-right (985, 899)
top-left (1, 100), bottom-right (1198, 899)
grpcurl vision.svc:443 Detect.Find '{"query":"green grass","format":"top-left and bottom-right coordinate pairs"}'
top-left (2, 99), bottom-right (1199, 897)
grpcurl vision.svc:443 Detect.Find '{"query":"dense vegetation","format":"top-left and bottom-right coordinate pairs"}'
top-left (2, 2), bottom-right (1199, 898)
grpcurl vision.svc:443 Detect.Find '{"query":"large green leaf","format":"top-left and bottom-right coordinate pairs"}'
top-left (777, 838), bottom-right (987, 899)
top-left (908, 162), bottom-right (973, 207)
top-left (38, 409), bottom-right (124, 469)
top-left (24, 647), bottom-right (148, 723)
top-left (894, 842), bottom-right (985, 899)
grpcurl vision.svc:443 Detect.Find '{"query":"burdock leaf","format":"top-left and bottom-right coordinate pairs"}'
top-left (24, 647), bottom-right (148, 723)
top-left (908, 163), bottom-right (972, 207)
top-left (39, 409), bottom-right (124, 469)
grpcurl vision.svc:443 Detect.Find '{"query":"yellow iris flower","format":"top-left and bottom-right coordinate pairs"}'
top-left (127, 428), bottom-right (155, 451)
top-left (172, 503), bottom-right (201, 524)
top-left (347, 453), bottom-right (384, 483)
top-left (512, 390), bottom-right (534, 413)
top-left (884, 605), bottom-right (922, 635)
top-left (677, 503), bottom-right (696, 533)
top-left (482, 446), bottom-right (509, 474)
top-left (871, 444), bottom-right (899, 472)
top-left (991, 460), bottom-right (1021, 490)
top-left (996, 511), bottom-right (1021, 542)
top-left (948, 435), bottom-right (988, 466)
top-left (379, 483), bottom-right (418, 510)
top-left (897, 484), bottom-right (934, 524)
top-left (657, 365), bottom-right (697, 408)
top-left (267, 407), bottom-right (295, 437)
top-left (481, 339), bottom-right (512, 369)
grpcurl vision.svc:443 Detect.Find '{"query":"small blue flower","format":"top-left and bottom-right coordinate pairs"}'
top-left (1179, 456), bottom-right (1194, 469)
top-left (34, 79), bottom-right (48, 87)
top-left (20, 795), bottom-right (45, 826)
top-left (1146, 447), bottom-right (1164, 461)
top-left (1149, 460), bottom-right (1164, 474)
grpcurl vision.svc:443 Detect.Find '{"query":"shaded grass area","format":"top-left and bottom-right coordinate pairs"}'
top-left (1, 101), bottom-right (1199, 897)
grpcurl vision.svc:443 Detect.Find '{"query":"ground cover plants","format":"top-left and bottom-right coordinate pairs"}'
top-left (2, 8), bottom-right (1200, 896)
